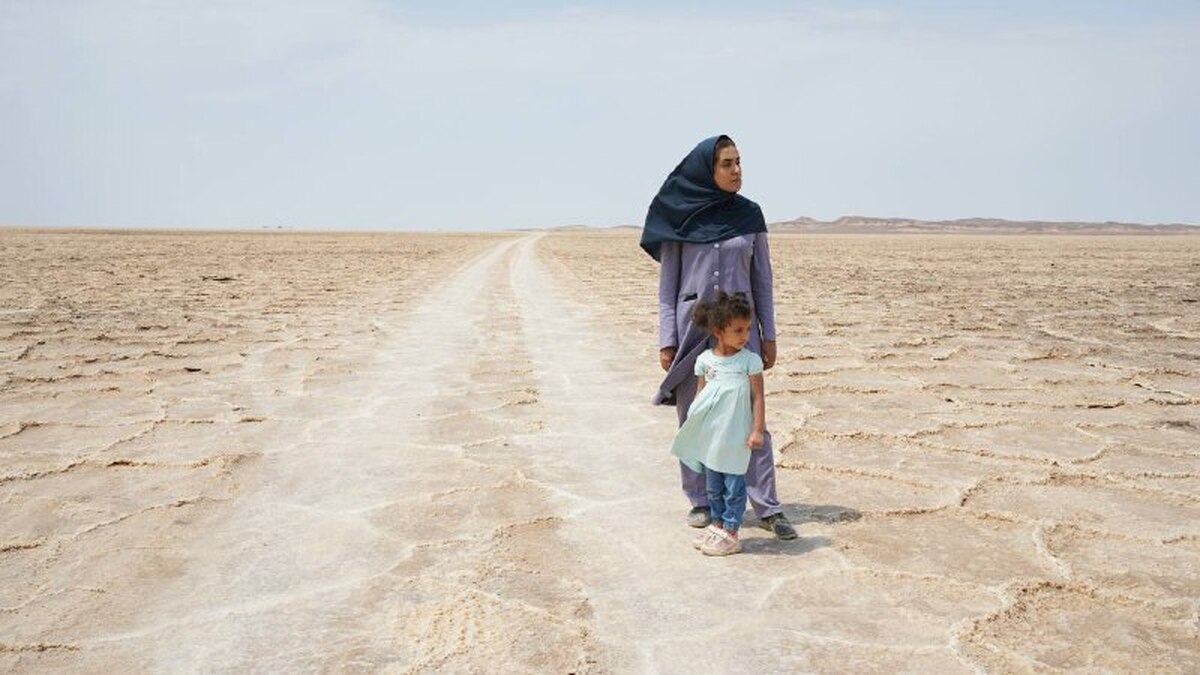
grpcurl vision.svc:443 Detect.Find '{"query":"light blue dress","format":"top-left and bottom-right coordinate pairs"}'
top-left (670, 348), bottom-right (763, 476)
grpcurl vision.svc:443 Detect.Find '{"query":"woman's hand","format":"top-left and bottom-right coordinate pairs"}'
top-left (659, 346), bottom-right (677, 371)
top-left (747, 430), bottom-right (765, 450)
top-left (762, 340), bottom-right (777, 370)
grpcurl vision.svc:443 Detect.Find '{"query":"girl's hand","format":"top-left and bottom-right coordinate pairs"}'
top-left (659, 346), bottom-right (677, 371)
top-left (747, 430), bottom-right (764, 450)
top-left (762, 340), bottom-right (777, 370)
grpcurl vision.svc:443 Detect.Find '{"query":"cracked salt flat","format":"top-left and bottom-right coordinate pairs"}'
top-left (534, 231), bottom-right (1200, 672)
top-left (4, 230), bottom-right (1199, 671)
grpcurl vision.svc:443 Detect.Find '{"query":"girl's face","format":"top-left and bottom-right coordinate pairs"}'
top-left (713, 145), bottom-right (742, 193)
top-left (714, 317), bottom-right (752, 352)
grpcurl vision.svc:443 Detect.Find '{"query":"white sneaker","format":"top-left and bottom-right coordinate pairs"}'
top-left (692, 525), bottom-right (724, 550)
top-left (701, 529), bottom-right (743, 556)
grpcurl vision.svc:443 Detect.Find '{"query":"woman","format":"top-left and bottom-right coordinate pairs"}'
top-left (641, 134), bottom-right (797, 540)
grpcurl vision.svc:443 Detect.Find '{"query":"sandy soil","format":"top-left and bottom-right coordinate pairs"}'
top-left (2, 229), bottom-right (1198, 672)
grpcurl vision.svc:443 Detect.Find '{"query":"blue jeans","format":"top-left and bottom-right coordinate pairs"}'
top-left (705, 468), bottom-right (747, 533)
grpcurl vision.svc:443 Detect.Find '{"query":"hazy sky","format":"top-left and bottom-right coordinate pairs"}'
top-left (2, 1), bottom-right (1197, 230)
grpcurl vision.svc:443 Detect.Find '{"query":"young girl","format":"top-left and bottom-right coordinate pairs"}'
top-left (670, 291), bottom-right (766, 556)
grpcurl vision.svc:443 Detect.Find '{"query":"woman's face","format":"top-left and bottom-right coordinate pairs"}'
top-left (712, 145), bottom-right (742, 193)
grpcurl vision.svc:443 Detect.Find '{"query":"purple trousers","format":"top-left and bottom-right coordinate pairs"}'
top-left (674, 369), bottom-right (782, 520)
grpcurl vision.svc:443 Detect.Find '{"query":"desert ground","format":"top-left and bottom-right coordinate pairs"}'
top-left (1, 229), bottom-right (1198, 672)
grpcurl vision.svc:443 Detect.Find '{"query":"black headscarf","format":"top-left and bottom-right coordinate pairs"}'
top-left (639, 135), bottom-right (767, 261)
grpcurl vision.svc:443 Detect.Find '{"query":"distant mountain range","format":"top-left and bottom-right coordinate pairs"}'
top-left (770, 216), bottom-right (1199, 234)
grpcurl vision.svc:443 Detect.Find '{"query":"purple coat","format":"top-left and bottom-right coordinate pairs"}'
top-left (655, 232), bottom-right (777, 405)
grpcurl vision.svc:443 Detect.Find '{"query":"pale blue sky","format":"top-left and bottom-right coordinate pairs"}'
top-left (2, 1), bottom-right (1197, 230)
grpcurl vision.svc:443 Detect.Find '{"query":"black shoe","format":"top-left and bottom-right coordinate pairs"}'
top-left (687, 506), bottom-right (712, 528)
top-left (759, 513), bottom-right (798, 540)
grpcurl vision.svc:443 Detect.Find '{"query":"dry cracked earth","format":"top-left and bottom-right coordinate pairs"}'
top-left (1, 228), bottom-right (1198, 672)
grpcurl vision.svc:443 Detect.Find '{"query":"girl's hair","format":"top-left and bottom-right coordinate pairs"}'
top-left (692, 291), bottom-right (752, 331)
top-left (713, 135), bottom-right (736, 170)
